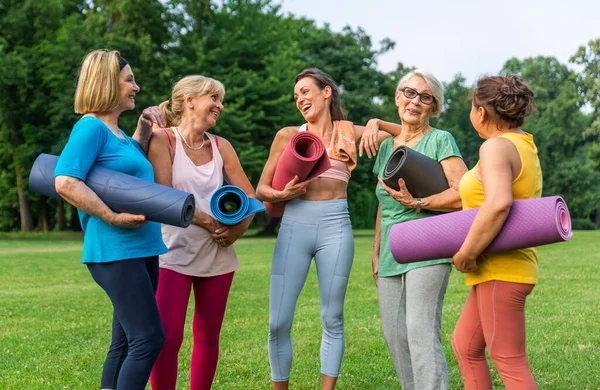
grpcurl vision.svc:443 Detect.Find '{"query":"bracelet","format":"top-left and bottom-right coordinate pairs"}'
top-left (415, 198), bottom-right (422, 213)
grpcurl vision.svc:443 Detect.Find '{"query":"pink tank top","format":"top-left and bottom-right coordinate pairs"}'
top-left (298, 124), bottom-right (351, 183)
top-left (159, 128), bottom-right (239, 277)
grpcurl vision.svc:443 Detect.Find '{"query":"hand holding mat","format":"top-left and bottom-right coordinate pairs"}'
top-left (382, 146), bottom-right (449, 197)
top-left (210, 185), bottom-right (265, 225)
top-left (29, 154), bottom-right (195, 228)
top-left (265, 131), bottom-right (331, 217)
top-left (389, 196), bottom-right (572, 264)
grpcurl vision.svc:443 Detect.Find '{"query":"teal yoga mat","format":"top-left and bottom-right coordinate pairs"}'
top-left (210, 185), bottom-right (265, 225)
top-left (29, 153), bottom-right (195, 228)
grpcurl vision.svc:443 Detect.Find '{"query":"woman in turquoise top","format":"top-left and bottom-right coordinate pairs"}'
top-left (54, 50), bottom-right (167, 390)
top-left (368, 69), bottom-right (467, 390)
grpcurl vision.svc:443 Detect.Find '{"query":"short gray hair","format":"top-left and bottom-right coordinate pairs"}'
top-left (397, 69), bottom-right (445, 117)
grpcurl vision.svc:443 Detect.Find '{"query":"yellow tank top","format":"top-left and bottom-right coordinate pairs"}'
top-left (459, 132), bottom-right (543, 286)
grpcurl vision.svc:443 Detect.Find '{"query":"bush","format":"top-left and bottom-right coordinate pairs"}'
top-left (571, 218), bottom-right (598, 230)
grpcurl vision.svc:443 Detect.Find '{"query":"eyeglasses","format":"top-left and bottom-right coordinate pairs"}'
top-left (400, 87), bottom-right (435, 105)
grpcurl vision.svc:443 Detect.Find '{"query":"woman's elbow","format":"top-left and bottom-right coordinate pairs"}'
top-left (255, 185), bottom-right (267, 202)
top-left (55, 176), bottom-right (77, 198)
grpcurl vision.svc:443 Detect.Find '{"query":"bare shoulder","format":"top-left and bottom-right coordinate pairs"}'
top-left (277, 126), bottom-right (300, 139)
top-left (480, 136), bottom-right (515, 153)
top-left (151, 127), bottom-right (174, 143)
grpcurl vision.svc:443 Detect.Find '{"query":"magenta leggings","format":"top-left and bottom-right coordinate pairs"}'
top-left (150, 268), bottom-right (234, 390)
top-left (452, 280), bottom-right (537, 390)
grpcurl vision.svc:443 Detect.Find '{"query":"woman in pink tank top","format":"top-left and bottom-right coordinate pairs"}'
top-left (147, 75), bottom-right (256, 390)
top-left (256, 68), bottom-right (403, 390)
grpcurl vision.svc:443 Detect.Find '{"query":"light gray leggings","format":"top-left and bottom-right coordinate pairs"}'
top-left (378, 264), bottom-right (451, 390)
top-left (268, 199), bottom-right (354, 382)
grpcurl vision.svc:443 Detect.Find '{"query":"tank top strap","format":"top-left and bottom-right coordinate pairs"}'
top-left (298, 123), bottom-right (308, 132)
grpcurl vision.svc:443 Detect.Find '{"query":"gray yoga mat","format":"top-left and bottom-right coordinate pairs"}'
top-left (29, 153), bottom-right (195, 228)
top-left (382, 146), bottom-right (449, 197)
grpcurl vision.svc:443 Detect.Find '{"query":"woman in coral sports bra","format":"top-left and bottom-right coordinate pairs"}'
top-left (256, 68), bottom-right (400, 390)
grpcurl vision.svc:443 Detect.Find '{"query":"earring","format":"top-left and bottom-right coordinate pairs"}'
top-left (188, 106), bottom-right (193, 109)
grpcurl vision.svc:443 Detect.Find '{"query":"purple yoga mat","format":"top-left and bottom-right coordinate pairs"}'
top-left (389, 196), bottom-right (573, 264)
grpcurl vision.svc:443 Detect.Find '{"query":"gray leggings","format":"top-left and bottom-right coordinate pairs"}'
top-left (268, 199), bottom-right (354, 381)
top-left (378, 264), bottom-right (451, 390)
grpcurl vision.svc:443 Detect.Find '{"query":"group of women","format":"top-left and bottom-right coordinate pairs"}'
top-left (54, 49), bottom-right (541, 390)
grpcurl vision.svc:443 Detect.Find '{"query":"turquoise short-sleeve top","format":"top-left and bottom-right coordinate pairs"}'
top-left (373, 129), bottom-right (462, 277)
top-left (55, 116), bottom-right (167, 263)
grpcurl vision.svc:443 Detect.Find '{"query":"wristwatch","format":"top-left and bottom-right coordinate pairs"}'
top-left (415, 198), bottom-right (422, 213)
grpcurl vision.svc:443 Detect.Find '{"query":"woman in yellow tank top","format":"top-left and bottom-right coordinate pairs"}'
top-left (451, 75), bottom-right (542, 390)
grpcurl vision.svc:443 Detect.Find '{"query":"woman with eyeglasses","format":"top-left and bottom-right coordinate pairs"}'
top-left (368, 69), bottom-right (467, 390)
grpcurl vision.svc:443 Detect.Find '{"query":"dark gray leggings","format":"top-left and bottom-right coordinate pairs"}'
top-left (87, 256), bottom-right (164, 390)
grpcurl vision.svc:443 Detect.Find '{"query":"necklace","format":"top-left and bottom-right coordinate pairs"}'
top-left (175, 127), bottom-right (205, 151)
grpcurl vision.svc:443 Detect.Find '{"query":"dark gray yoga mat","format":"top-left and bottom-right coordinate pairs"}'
top-left (29, 153), bottom-right (195, 228)
top-left (382, 146), bottom-right (449, 197)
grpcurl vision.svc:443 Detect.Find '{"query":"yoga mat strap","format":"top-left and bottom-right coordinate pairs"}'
top-left (29, 153), bottom-right (195, 228)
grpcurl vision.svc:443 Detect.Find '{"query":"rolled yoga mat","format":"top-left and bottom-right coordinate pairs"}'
top-left (389, 196), bottom-right (573, 264)
top-left (382, 146), bottom-right (449, 196)
top-left (264, 131), bottom-right (331, 217)
top-left (210, 185), bottom-right (266, 225)
top-left (29, 153), bottom-right (196, 228)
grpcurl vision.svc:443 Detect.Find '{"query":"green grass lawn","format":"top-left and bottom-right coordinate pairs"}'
top-left (0, 230), bottom-right (599, 389)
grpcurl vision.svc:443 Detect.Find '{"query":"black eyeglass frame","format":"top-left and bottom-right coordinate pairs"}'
top-left (400, 87), bottom-right (435, 105)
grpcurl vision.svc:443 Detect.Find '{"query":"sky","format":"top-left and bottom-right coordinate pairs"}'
top-left (277, 0), bottom-right (600, 85)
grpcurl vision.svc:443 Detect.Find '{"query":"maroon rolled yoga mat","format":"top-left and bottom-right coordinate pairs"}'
top-left (389, 196), bottom-right (573, 264)
top-left (264, 131), bottom-right (331, 217)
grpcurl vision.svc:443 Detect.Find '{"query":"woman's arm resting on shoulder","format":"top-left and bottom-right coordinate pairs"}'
top-left (452, 138), bottom-right (519, 273)
top-left (255, 128), bottom-right (312, 203)
top-left (133, 106), bottom-right (165, 154)
top-left (356, 119), bottom-right (403, 158)
top-left (55, 176), bottom-right (147, 228)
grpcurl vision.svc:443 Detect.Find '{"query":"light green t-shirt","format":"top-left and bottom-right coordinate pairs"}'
top-left (373, 128), bottom-right (463, 277)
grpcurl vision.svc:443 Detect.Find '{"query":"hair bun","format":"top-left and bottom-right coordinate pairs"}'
top-left (474, 74), bottom-right (535, 128)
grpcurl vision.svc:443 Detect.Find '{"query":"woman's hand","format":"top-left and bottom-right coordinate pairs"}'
top-left (109, 212), bottom-right (148, 228)
top-left (359, 118), bottom-right (381, 158)
top-left (372, 253), bottom-right (379, 287)
top-left (452, 250), bottom-right (478, 273)
top-left (134, 106), bottom-right (166, 154)
top-left (378, 178), bottom-right (418, 209)
top-left (277, 176), bottom-right (312, 201)
top-left (212, 222), bottom-right (246, 247)
top-left (138, 106), bottom-right (165, 132)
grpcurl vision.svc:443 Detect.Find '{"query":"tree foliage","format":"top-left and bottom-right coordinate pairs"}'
top-left (0, 0), bottom-right (598, 231)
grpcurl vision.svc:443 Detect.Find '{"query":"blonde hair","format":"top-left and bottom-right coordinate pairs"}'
top-left (74, 50), bottom-right (123, 114)
top-left (159, 75), bottom-right (226, 127)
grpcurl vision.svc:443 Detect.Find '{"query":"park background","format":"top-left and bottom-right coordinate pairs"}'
top-left (1, 0), bottom-right (600, 233)
top-left (1, 0), bottom-right (600, 389)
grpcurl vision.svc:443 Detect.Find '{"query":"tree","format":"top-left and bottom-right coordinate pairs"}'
top-left (570, 38), bottom-right (600, 224)
top-left (502, 56), bottom-right (600, 220)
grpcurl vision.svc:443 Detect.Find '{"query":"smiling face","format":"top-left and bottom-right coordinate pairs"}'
top-left (293, 77), bottom-right (332, 122)
top-left (396, 75), bottom-right (433, 126)
top-left (189, 92), bottom-right (224, 129)
top-left (117, 65), bottom-right (140, 112)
